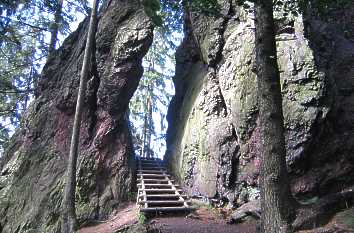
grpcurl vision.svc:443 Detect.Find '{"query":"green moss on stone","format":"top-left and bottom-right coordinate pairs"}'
top-left (335, 208), bottom-right (354, 229)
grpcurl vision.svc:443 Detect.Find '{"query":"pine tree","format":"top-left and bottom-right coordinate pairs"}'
top-left (48, 0), bottom-right (64, 57)
top-left (129, 29), bottom-right (175, 158)
top-left (0, 0), bottom-right (89, 155)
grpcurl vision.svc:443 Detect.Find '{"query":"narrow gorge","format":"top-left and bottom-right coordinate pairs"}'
top-left (1, 0), bottom-right (354, 232)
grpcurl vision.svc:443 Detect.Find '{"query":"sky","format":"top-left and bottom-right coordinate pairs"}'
top-left (0, 2), bottom-right (89, 157)
top-left (130, 31), bottom-right (183, 159)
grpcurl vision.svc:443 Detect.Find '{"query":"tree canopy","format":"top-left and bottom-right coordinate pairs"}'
top-left (0, 0), bottom-right (89, 155)
top-left (129, 28), bottom-right (177, 158)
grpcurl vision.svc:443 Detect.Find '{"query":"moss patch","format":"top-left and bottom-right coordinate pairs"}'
top-left (335, 207), bottom-right (354, 229)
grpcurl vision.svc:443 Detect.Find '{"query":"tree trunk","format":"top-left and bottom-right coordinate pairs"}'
top-left (146, 95), bottom-right (152, 158)
top-left (23, 66), bottom-right (33, 110)
top-left (253, 0), bottom-right (295, 232)
top-left (48, 0), bottom-right (64, 57)
top-left (61, 0), bottom-right (99, 232)
top-left (141, 111), bottom-right (147, 158)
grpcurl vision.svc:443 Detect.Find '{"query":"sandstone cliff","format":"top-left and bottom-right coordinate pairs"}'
top-left (166, 0), bottom-right (354, 208)
top-left (0, 1), bottom-right (153, 232)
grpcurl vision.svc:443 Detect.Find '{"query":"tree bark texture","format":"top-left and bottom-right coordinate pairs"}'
top-left (141, 110), bottom-right (147, 158)
top-left (146, 95), bottom-right (152, 158)
top-left (61, 0), bottom-right (99, 232)
top-left (254, 0), bottom-right (295, 232)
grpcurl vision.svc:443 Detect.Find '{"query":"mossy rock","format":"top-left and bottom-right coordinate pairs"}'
top-left (334, 207), bottom-right (354, 229)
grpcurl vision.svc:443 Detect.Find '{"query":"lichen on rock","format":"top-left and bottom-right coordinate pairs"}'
top-left (165, 0), bottom-right (354, 222)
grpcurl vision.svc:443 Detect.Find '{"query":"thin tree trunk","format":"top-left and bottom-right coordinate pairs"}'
top-left (61, 0), bottom-right (99, 232)
top-left (146, 62), bottom-right (154, 159)
top-left (23, 66), bottom-right (33, 110)
top-left (141, 112), bottom-right (147, 158)
top-left (146, 96), bottom-right (152, 158)
top-left (48, 0), bottom-right (64, 57)
top-left (253, 0), bottom-right (295, 232)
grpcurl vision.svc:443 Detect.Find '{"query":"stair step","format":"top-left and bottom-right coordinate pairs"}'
top-left (139, 162), bottom-right (161, 165)
top-left (139, 168), bottom-right (162, 170)
top-left (138, 183), bottom-right (178, 187)
top-left (139, 159), bottom-right (162, 162)
top-left (140, 182), bottom-right (173, 185)
top-left (138, 174), bottom-right (171, 178)
top-left (136, 158), bottom-right (192, 214)
top-left (141, 194), bottom-right (187, 198)
top-left (139, 167), bottom-right (165, 170)
top-left (139, 200), bottom-right (189, 204)
top-left (140, 188), bottom-right (183, 192)
top-left (140, 161), bottom-right (161, 163)
top-left (140, 164), bottom-right (163, 166)
top-left (140, 206), bottom-right (194, 213)
top-left (137, 169), bottom-right (166, 172)
top-left (137, 178), bottom-right (173, 182)
top-left (137, 182), bottom-right (179, 187)
top-left (138, 181), bottom-right (171, 184)
top-left (139, 163), bottom-right (162, 166)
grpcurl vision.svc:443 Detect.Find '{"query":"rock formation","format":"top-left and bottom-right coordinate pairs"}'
top-left (166, 0), bottom-right (354, 212)
top-left (0, 1), bottom-right (153, 232)
top-left (1, 0), bottom-right (354, 231)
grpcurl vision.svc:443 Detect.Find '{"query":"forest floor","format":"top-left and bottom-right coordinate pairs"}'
top-left (146, 206), bottom-right (257, 233)
top-left (76, 202), bottom-right (354, 233)
top-left (76, 203), bottom-right (139, 233)
top-left (76, 201), bottom-right (257, 233)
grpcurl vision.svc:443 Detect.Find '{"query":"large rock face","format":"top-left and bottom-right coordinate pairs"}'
top-left (0, 1), bottom-right (153, 232)
top-left (166, 0), bottom-right (354, 207)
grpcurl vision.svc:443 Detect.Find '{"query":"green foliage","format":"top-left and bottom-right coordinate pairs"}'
top-left (143, 0), bottom-right (163, 26)
top-left (0, 124), bottom-right (10, 154)
top-left (287, 0), bottom-right (352, 18)
top-left (271, 0), bottom-right (353, 18)
top-left (159, 0), bottom-right (183, 33)
top-left (227, 0), bottom-right (352, 18)
top-left (158, 0), bottom-right (221, 32)
top-left (298, 196), bottom-right (319, 205)
top-left (127, 192), bottom-right (137, 201)
top-left (138, 212), bottom-right (147, 224)
top-left (336, 208), bottom-right (354, 228)
top-left (188, 0), bottom-right (221, 15)
top-left (0, 0), bottom-right (89, 154)
top-left (190, 199), bottom-right (214, 210)
top-left (145, 0), bottom-right (222, 44)
top-left (304, 0), bottom-right (352, 18)
top-left (129, 29), bottom-right (177, 158)
top-left (132, 0), bottom-right (227, 158)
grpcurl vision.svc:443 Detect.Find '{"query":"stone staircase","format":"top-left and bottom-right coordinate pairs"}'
top-left (136, 157), bottom-right (193, 213)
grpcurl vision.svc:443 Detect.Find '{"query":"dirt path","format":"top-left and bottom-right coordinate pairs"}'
top-left (148, 217), bottom-right (256, 233)
top-left (77, 203), bottom-right (138, 233)
top-left (148, 207), bottom-right (256, 233)
top-left (77, 203), bottom-right (257, 233)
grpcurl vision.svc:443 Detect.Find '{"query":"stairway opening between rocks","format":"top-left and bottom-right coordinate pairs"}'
top-left (136, 157), bottom-right (193, 214)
